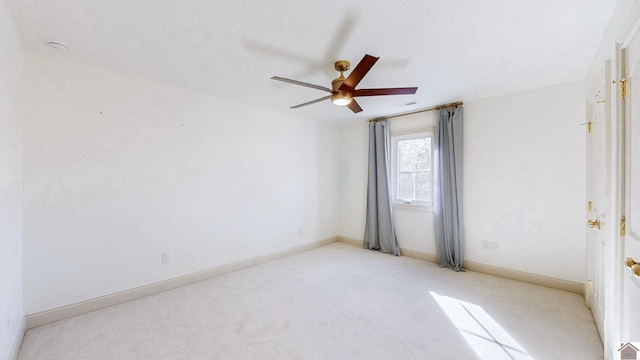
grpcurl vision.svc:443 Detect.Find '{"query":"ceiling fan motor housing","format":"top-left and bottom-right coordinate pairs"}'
top-left (331, 76), bottom-right (352, 105)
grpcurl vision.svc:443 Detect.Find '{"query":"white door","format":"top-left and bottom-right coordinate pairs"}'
top-left (586, 80), bottom-right (609, 342)
top-left (620, 23), bottom-right (640, 344)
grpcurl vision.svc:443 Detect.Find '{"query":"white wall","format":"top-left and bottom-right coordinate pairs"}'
top-left (465, 81), bottom-right (586, 283)
top-left (22, 52), bottom-right (338, 314)
top-left (337, 122), bottom-right (368, 240)
top-left (0, 0), bottom-right (24, 358)
top-left (338, 81), bottom-right (587, 283)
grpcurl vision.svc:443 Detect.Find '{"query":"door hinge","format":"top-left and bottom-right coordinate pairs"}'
top-left (588, 201), bottom-right (593, 212)
top-left (588, 121), bottom-right (592, 134)
top-left (621, 78), bottom-right (627, 99)
top-left (620, 219), bottom-right (626, 237)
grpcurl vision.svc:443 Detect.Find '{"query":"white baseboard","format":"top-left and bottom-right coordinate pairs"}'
top-left (337, 236), bottom-right (438, 262)
top-left (8, 316), bottom-right (26, 360)
top-left (336, 236), bottom-right (583, 294)
top-left (398, 247), bottom-right (438, 263)
top-left (336, 235), bottom-right (363, 247)
top-left (26, 236), bottom-right (338, 329)
top-left (462, 260), bottom-right (584, 295)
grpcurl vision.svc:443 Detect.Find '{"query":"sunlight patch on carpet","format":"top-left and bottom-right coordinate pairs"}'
top-left (430, 291), bottom-right (535, 360)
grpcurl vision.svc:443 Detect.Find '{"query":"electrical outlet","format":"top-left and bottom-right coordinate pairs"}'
top-left (161, 252), bottom-right (170, 263)
top-left (482, 241), bottom-right (499, 251)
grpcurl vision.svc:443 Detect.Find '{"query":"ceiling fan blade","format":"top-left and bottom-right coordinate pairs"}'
top-left (353, 87), bottom-right (418, 97)
top-left (290, 95), bottom-right (332, 109)
top-left (271, 76), bottom-right (333, 93)
top-left (346, 99), bottom-right (363, 113)
top-left (339, 54), bottom-right (379, 91)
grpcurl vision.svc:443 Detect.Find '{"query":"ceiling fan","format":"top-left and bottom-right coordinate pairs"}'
top-left (271, 54), bottom-right (417, 113)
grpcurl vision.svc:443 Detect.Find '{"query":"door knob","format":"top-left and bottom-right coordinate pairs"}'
top-left (588, 219), bottom-right (601, 229)
top-left (625, 258), bottom-right (640, 278)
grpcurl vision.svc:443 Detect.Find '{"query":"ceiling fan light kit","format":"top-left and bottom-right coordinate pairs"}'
top-left (271, 54), bottom-right (417, 113)
top-left (331, 95), bottom-right (352, 106)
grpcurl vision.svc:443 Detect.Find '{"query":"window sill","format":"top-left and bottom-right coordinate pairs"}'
top-left (392, 203), bottom-right (434, 213)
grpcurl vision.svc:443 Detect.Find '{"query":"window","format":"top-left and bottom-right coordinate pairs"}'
top-left (391, 131), bottom-right (433, 208)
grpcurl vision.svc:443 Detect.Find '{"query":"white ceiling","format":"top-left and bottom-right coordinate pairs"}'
top-left (8, 0), bottom-right (616, 124)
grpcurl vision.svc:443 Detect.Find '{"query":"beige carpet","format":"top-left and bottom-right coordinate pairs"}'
top-left (17, 242), bottom-right (603, 359)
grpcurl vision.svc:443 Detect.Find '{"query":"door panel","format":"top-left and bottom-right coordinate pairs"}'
top-left (586, 84), bottom-right (608, 340)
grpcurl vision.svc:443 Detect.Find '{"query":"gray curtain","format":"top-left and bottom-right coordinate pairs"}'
top-left (364, 120), bottom-right (400, 255)
top-left (434, 106), bottom-right (464, 271)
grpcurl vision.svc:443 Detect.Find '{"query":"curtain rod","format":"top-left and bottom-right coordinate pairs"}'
top-left (369, 101), bottom-right (463, 122)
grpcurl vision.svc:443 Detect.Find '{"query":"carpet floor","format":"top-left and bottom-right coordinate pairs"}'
top-left (17, 242), bottom-right (603, 359)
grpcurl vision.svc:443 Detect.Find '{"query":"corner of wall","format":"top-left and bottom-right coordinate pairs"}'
top-left (0, 0), bottom-right (25, 359)
top-left (7, 317), bottom-right (26, 360)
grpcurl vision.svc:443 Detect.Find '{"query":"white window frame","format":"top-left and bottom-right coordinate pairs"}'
top-left (390, 130), bottom-right (434, 211)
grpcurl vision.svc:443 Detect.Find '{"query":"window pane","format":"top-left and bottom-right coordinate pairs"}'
top-left (424, 138), bottom-right (431, 169)
top-left (398, 138), bottom-right (428, 170)
top-left (396, 136), bottom-right (431, 202)
top-left (396, 141), bottom-right (412, 170)
top-left (415, 170), bottom-right (430, 200)
top-left (397, 172), bottom-right (415, 200)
